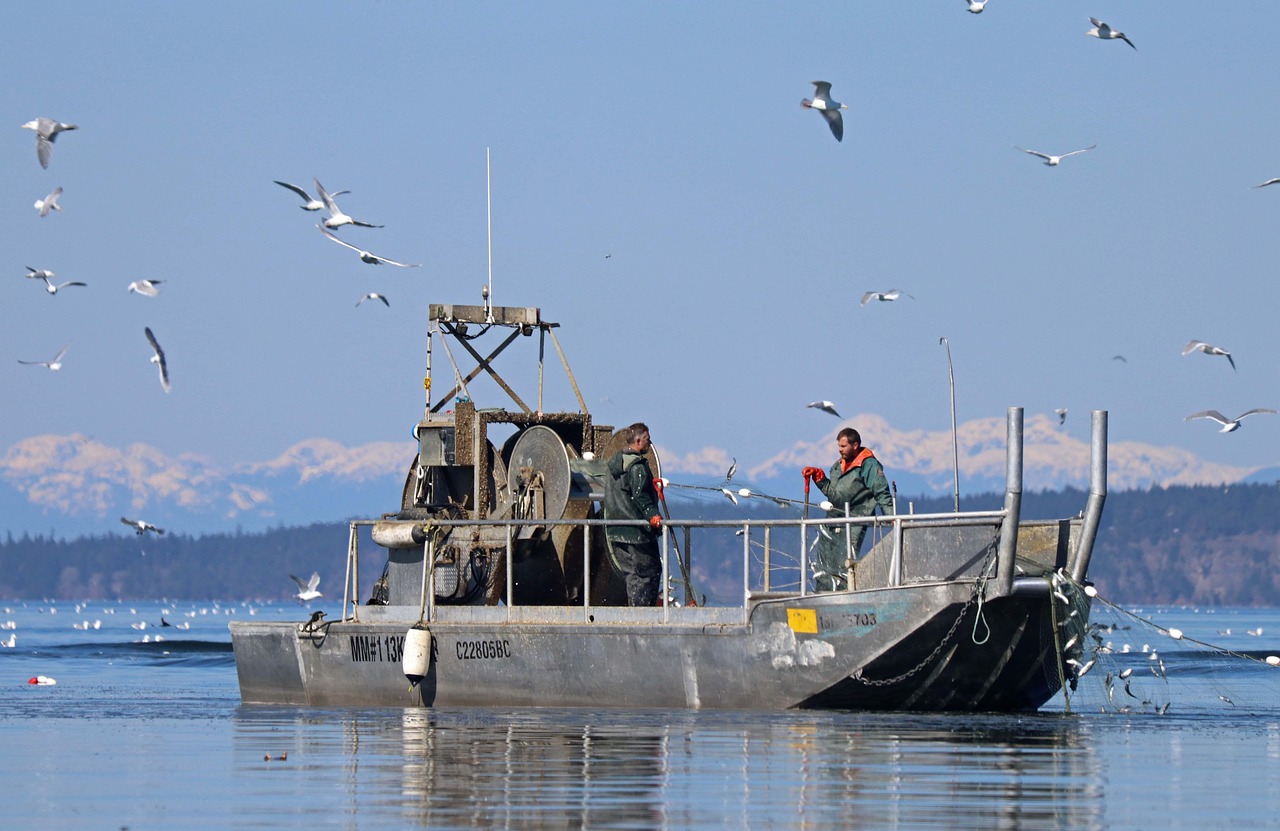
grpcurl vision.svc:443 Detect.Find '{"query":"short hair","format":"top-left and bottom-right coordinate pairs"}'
top-left (837, 427), bottom-right (861, 445)
top-left (625, 422), bottom-right (650, 444)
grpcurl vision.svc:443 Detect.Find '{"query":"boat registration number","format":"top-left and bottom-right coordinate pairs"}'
top-left (349, 634), bottom-right (406, 663)
top-left (456, 639), bottom-right (512, 660)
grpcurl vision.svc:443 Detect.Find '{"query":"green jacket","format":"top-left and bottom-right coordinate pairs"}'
top-left (604, 450), bottom-right (661, 544)
top-left (817, 448), bottom-right (894, 518)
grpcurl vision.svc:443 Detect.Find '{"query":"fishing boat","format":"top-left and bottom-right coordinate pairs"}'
top-left (230, 301), bottom-right (1107, 711)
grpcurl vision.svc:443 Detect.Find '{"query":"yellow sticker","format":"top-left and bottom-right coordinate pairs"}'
top-left (787, 608), bottom-right (818, 634)
top-left (423, 377), bottom-right (432, 390)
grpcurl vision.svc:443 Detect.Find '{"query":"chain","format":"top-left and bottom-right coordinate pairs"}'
top-left (854, 535), bottom-right (1000, 687)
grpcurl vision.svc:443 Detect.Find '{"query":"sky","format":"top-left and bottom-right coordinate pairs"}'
top-left (4, 3), bottom-right (1280, 508)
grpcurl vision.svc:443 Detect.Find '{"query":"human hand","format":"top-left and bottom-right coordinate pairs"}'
top-left (649, 515), bottom-right (662, 530)
top-left (652, 477), bottom-right (666, 497)
top-left (802, 466), bottom-right (826, 483)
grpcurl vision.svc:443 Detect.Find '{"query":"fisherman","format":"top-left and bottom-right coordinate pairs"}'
top-left (802, 427), bottom-right (894, 592)
top-left (603, 422), bottom-right (664, 606)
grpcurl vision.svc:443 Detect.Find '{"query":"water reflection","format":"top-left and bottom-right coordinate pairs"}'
top-left (233, 708), bottom-right (1104, 829)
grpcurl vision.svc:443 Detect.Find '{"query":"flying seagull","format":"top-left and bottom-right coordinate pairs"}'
top-left (273, 179), bottom-right (349, 211)
top-left (861, 289), bottom-right (914, 306)
top-left (25, 266), bottom-right (56, 283)
top-left (21, 117), bottom-right (78, 169)
top-left (1253, 178), bottom-right (1280, 189)
top-left (121, 517), bottom-right (164, 536)
top-left (18, 343), bottom-right (71, 371)
top-left (1015, 145), bottom-right (1097, 166)
top-left (1182, 339), bottom-right (1235, 371)
top-left (34, 187), bottom-right (63, 217)
top-left (356, 292), bottom-right (390, 307)
top-left (318, 225), bottom-right (419, 267)
top-left (1111, 354), bottom-right (1127, 363)
top-left (38, 276), bottom-right (87, 295)
top-left (964, 0), bottom-right (989, 12)
top-left (1087, 17), bottom-right (1136, 49)
top-left (1055, 408), bottom-right (1068, 426)
top-left (1185, 409), bottom-right (1277, 433)
top-left (290, 572), bottom-right (323, 602)
top-left (128, 280), bottom-right (163, 297)
top-left (807, 400), bottom-right (841, 417)
top-left (725, 458), bottom-right (737, 482)
top-left (144, 327), bottom-right (171, 393)
top-left (801, 81), bottom-right (847, 142)
top-left (314, 178), bottom-right (383, 229)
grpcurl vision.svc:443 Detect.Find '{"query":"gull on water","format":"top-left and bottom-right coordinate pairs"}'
top-left (964, 0), bottom-right (989, 12)
top-left (1087, 17), bottom-right (1136, 50)
top-left (128, 280), bottom-right (163, 297)
top-left (21, 117), bottom-right (78, 169)
top-left (145, 327), bottom-right (171, 393)
top-left (121, 517), bottom-right (164, 535)
top-left (291, 572), bottom-right (323, 602)
top-left (314, 178), bottom-right (383, 229)
top-left (318, 225), bottom-right (419, 267)
top-left (273, 179), bottom-right (349, 211)
top-left (807, 400), bottom-right (841, 417)
top-left (1015, 145), bottom-right (1096, 166)
top-left (18, 343), bottom-right (71, 371)
top-left (356, 293), bottom-right (390, 308)
top-left (801, 81), bottom-right (847, 142)
top-left (1185, 409), bottom-right (1277, 433)
top-left (1182, 339), bottom-right (1235, 371)
top-left (861, 289), bottom-right (913, 306)
top-left (34, 187), bottom-right (63, 217)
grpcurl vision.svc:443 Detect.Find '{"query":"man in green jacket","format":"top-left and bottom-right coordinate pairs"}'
top-left (604, 422), bottom-right (663, 606)
top-left (802, 427), bottom-right (894, 592)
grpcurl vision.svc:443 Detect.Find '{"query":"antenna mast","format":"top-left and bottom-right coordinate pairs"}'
top-left (485, 147), bottom-right (494, 322)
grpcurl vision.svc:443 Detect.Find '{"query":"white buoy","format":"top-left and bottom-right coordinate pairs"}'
top-left (1169, 628), bottom-right (1184, 640)
top-left (1266, 656), bottom-right (1280, 667)
top-left (403, 625), bottom-right (432, 687)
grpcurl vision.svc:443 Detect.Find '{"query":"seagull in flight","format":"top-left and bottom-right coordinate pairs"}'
top-left (273, 179), bottom-right (349, 211)
top-left (807, 400), bottom-right (841, 417)
top-left (145, 327), bottom-right (171, 393)
top-left (1182, 339), bottom-right (1235, 371)
top-left (290, 572), bottom-right (323, 602)
top-left (1111, 354), bottom-right (1127, 363)
top-left (314, 178), bottom-right (382, 229)
top-left (318, 225), bottom-right (418, 267)
top-left (861, 289), bottom-right (914, 306)
top-left (356, 292), bottom-right (390, 307)
top-left (128, 280), bottom-right (163, 297)
top-left (1055, 408), bottom-right (1068, 426)
top-left (1015, 145), bottom-right (1097, 166)
top-left (725, 458), bottom-right (737, 482)
top-left (1185, 409), bottom-right (1277, 433)
top-left (801, 81), bottom-right (847, 142)
top-left (18, 343), bottom-right (71, 371)
top-left (964, 0), bottom-right (989, 12)
top-left (38, 275), bottom-right (88, 295)
top-left (21, 117), bottom-right (78, 169)
top-left (1087, 17), bottom-right (1136, 50)
top-left (121, 517), bottom-right (165, 536)
top-left (34, 187), bottom-right (63, 217)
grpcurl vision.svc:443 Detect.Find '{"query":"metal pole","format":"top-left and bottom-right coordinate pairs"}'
top-left (995, 407), bottom-right (1024, 597)
top-left (939, 337), bottom-right (960, 512)
top-left (1072, 410), bottom-right (1108, 583)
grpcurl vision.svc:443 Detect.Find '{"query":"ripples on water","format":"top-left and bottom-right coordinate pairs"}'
top-left (4, 601), bottom-right (1280, 829)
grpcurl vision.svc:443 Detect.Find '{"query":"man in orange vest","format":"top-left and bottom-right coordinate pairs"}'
top-left (802, 427), bottom-right (894, 591)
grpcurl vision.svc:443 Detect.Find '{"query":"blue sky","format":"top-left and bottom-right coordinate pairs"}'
top-left (3, 3), bottom-right (1279, 501)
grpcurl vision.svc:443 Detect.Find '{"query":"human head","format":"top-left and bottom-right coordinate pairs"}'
top-left (625, 422), bottom-right (651, 452)
top-left (836, 427), bottom-right (862, 462)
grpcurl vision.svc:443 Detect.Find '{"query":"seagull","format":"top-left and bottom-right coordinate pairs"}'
top-left (314, 178), bottom-right (383, 229)
top-left (1087, 17), bottom-right (1136, 50)
top-left (964, 0), bottom-right (988, 12)
top-left (21, 117), bottom-right (78, 169)
top-left (356, 293), bottom-right (390, 307)
top-left (807, 400), bottom-right (841, 417)
top-left (34, 186), bottom-right (63, 217)
top-left (1253, 178), bottom-right (1280, 189)
top-left (1014, 145), bottom-right (1097, 166)
top-left (128, 279), bottom-right (163, 297)
top-left (1055, 408), bottom-right (1068, 426)
top-left (720, 488), bottom-right (739, 506)
top-left (860, 289), bottom-right (913, 306)
top-left (1111, 354), bottom-right (1127, 363)
top-left (121, 517), bottom-right (164, 535)
top-left (38, 276), bottom-right (88, 295)
top-left (801, 81), bottom-right (847, 142)
top-left (145, 327), bottom-right (171, 393)
top-left (1, 634), bottom-right (14, 648)
top-left (18, 343), bottom-right (71, 371)
top-left (1185, 409), bottom-right (1277, 433)
top-left (318, 225), bottom-right (418, 267)
top-left (291, 572), bottom-right (323, 602)
top-left (273, 179), bottom-right (349, 211)
top-left (25, 266), bottom-right (56, 283)
top-left (725, 458), bottom-right (737, 482)
top-left (1182, 339), bottom-right (1235, 371)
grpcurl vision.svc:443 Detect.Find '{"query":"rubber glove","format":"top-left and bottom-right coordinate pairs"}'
top-left (802, 466), bottom-right (826, 483)
top-left (649, 515), bottom-right (662, 530)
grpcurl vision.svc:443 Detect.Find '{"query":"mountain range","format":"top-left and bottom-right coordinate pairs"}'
top-left (2, 413), bottom-right (1271, 539)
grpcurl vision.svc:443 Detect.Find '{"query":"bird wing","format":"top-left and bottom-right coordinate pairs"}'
top-left (313, 178), bottom-right (338, 214)
top-left (822, 109), bottom-right (844, 142)
top-left (121, 517), bottom-right (138, 528)
top-left (52, 344), bottom-right (71, 363)
top-left (1061, 145), bottom-right (1097, 158)
top-left (371, 253), bottom-right (418, 267)
top-left (1238, 409), bottom-right (1278, 420)
top-left (348, 218), bottom-right (385, 229)
top-left (17, 360), bottom-right (49, 367)
top-left (318, 225), bottom-right (363, 254)
top-left (1181, 340), bottom-right (1206, 355)
top-left (860, 292), bottom-right (877, 306)
top-left (811, 81), bottom-right (833, 100)
top-left (1186, 410), bottom-right (1229, 424)
top-left (145, 327), bottom-right (164, 359)
top-left (35, 135), bottom-right (52, 169)
top-left (376, 294), bottom-right (390, 306)
top-left (59, 282), bottom-right (88, 289)
top-left (273, 180), bottom-right (312, 202)
top-left (1120, 34), bottom-right (1136, 49)
top-left (1254, 178), bottom-right (1280, 188)
top-left (1015, 147), bottom-right (1051, 161)
top-left (1089, 17), bottom-right (1103, 27)
top-left (307, 572), bottom-right (321, 591)
top-left (145, 327), bottom-right (170, 392)
top-left (289, 574), bottom-right (307, 591)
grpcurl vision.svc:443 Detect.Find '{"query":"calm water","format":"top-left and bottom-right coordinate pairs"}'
top-left (3, 600), bottom-right (1280, 830)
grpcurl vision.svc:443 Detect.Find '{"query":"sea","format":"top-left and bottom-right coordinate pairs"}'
top-left (3, 600), bottom-right (1280, 831)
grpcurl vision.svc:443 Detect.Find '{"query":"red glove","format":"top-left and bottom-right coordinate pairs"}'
top-left (802, 466), bottom-right (826, 483)
top-left (649, 515), bottom-right (662, 530)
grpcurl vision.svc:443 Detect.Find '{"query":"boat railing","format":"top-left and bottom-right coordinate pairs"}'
top-left (339, 508), bottom-right (1017, 625)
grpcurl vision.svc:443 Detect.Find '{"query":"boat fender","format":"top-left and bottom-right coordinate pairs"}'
top-left (373, 521), bottom-right (428, 549)
top-left (403, 624), bottom-right (432, 687)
